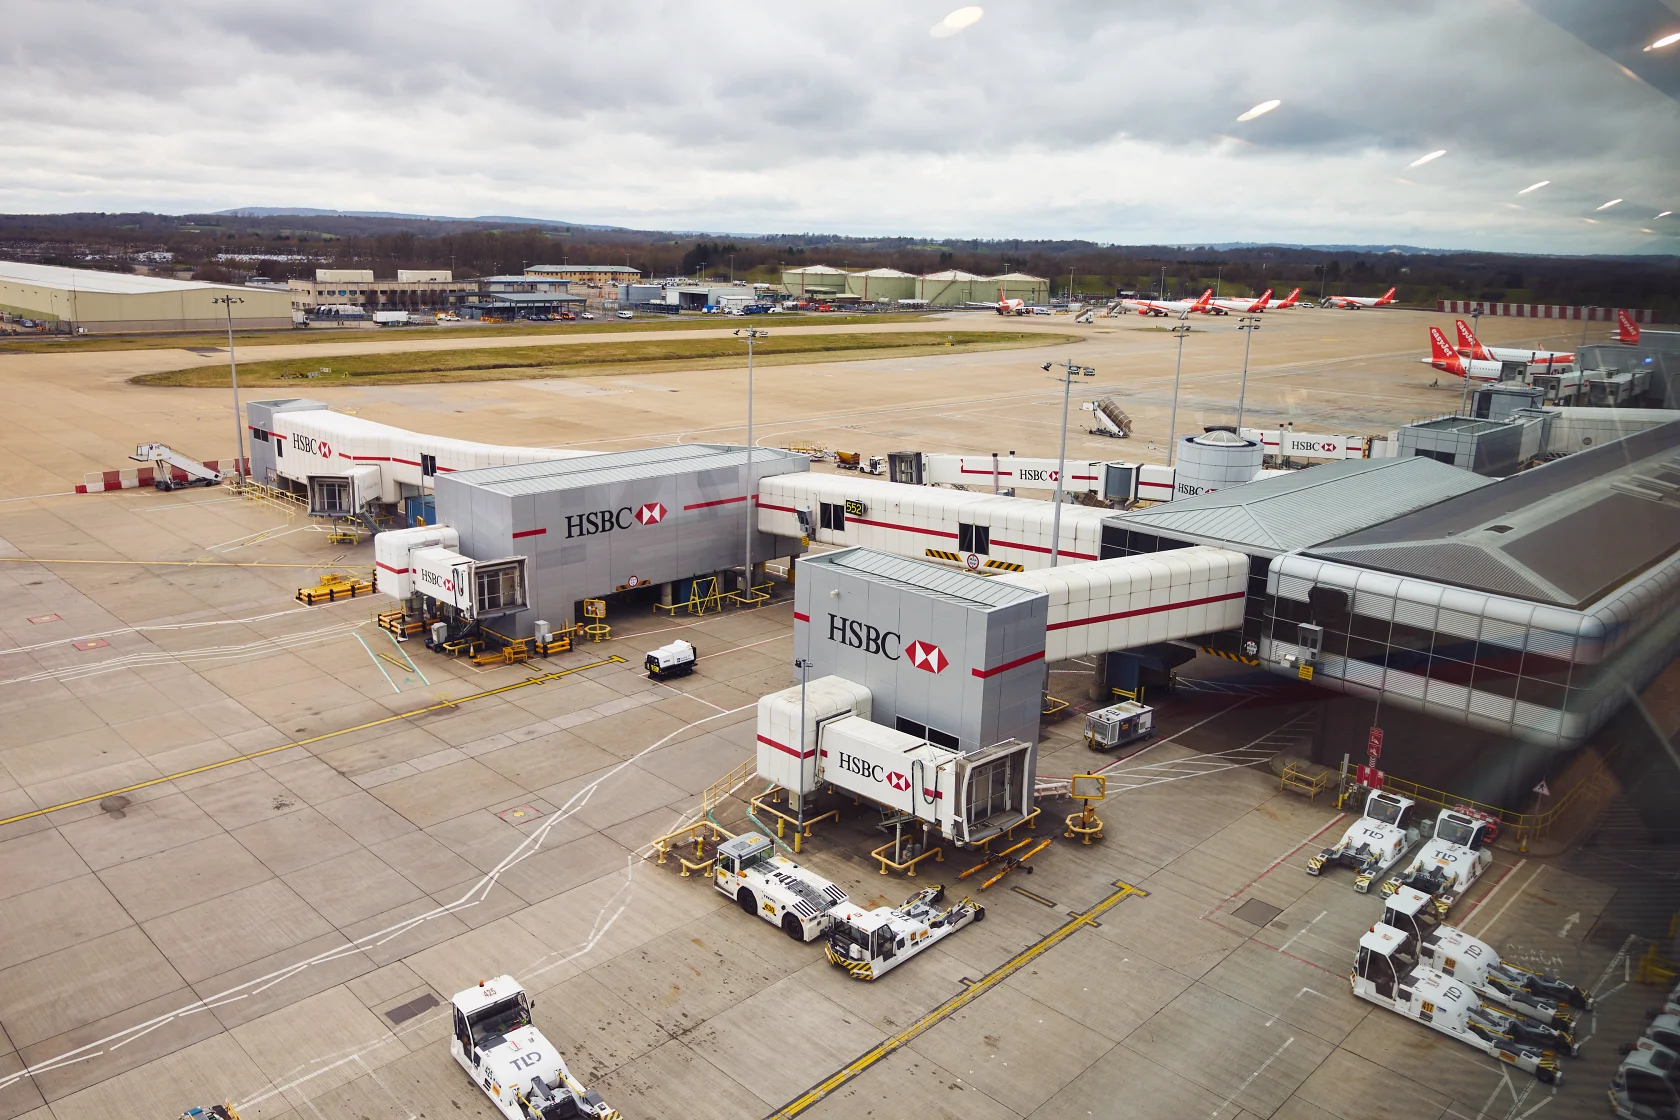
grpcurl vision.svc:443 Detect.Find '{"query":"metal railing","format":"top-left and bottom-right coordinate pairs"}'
top-left (1373, 753), bottom-right (1617, 848)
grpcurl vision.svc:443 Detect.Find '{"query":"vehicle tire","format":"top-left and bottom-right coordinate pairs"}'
top-left (781, 914), bottom-right (804, 940)
top-left (973, 906), bottom-right (986, 923)
top-left (1536, 1066), bottom-right (1556, 1085)
top-left (737, 888), bottom-right (756, 915)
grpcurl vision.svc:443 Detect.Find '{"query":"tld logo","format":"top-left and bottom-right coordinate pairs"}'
top-left (827, 614), bottom-right (900, 659)
top-left (836, 752), bottom-right (882, 782)
top-left (565, 507), bottom-right (634, 538)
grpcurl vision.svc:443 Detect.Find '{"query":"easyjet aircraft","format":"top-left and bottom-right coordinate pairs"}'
top-left (1618, 309), bottom-right (1680, 346)
top-left (1325, 286), bottom-right (1398, 309)
top-left (1455, 320), bottom-right (1574, 369)
top-left (1423, 326), bottom-right (1503, 381)
top-left (1209, 288), bottom-right (1274, 314)
top-left (1121, 289), bottom-right (1214, 316)
top-left (1270, 288), bottom-right (1303, 309)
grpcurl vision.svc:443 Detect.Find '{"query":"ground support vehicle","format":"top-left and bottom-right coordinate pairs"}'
top-left (1610, 1043), bottom-right (1680, 1118)
top-left (645, 639), bottom-right (697, 680)
top-left (179, 1106), bottom-right (240, 1120)
top-left (1084, 700), bottom-right (1154, 752)
top-left (1353, 925), bottom-right (1562, 1084)
top-left (824, 886), bottom-right (983, 980)
top-left (1306, 790), bottom-right (1425, 892)
top-left (1381, 808), bottom-right (1496, 911)
top-left (713, 833), bottom-right (850, 941)
top-left (449, 976), bottom-right (616, 1119)
top-left (134, 443), bottom-right (222, 491)
top-left (1624, 1014), bottom-right (1680, 1057)
top-left (1383, 886), bottom-right (1591, 1025)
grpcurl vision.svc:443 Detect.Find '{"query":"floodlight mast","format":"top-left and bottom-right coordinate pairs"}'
top-left (735, 328), bottom-right (769, 598)
top-left (210, 295), bottom-right (247, 485)
top-left (1042, 358), bottom-right (1097, 568)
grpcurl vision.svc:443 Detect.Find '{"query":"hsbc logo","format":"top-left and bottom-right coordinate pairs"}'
top-left (905, 640), bottom-right (948, 674)
top-left (291, 433), bottom-right (331, 458)
top-left (836, 752), bottom-right (883, 782)
top-left (827, 614), bottom-right (900, 659)
top-left (635, 502), bottom-right (667, 525)
top-left (1017, 468), bottom-right (1059, 483)
top-left (887, 772), bottom-right (910, 791)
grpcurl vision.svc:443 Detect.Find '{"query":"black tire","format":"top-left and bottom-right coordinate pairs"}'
top-left (1536, 1066), bottom-right (1556, 1085)
top-left (781, 913), bottom-right (804, 940)
top-left (973, 906), bottom-right (986, 923)
top-left (737, 888), bottom-right (756, 915)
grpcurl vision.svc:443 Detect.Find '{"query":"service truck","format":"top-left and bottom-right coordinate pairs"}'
top-left (1382, 886), bottom-right (1592, 1026)
top-left (713, 833), bottom-right (850, 942)
top-left (824, 885), bottom-right (983, 980)
top-left (449, 976), bottom-right (617, 1120)
top-left (1609, 1042), bottom-right (1680, 1119)
top-left (1380, 807), bottom-right (1496, 911)
top-left (1306, 789), bottom-right (1425, 892)
top-left (644, 639), bottom-right (697, 681)
top-left (1352, 924), bottom-right (1562, 1084)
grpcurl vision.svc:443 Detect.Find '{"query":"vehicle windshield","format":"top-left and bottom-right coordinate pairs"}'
top-left (828, 922), bottom-right (871, 954)
top-left (738, 846), bottom-right (771, 873)
top-left (1436, 816), bottom-right (1479, 846)
top-left (1365, 796), bottom-right (1404, 827)
top-left (468, 996), bottom-right (530, 1045)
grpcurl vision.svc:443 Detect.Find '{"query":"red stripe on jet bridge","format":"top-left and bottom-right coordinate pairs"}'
top-left (971, 650), bottom-right (1046, 679)
top-left (922, 788), bottom-right (944, 800)
top-left (1047, 590), bottom-right (1246, 632)
top-left (851, 515), bottom-right (959, 540)
top-left (758, 500), bottom-right (798, 513)
top-left (375, 561), bottom-right (409, 574)
top-left (339, 454), bottom-right (391, 462)
top-left (793, 612), bottom-right (810, 622)
top-left (511, 528), bottom-right (546, 539)
top-left (391, 457), bottom-right (421, 466)
top-left (758, 734), bottom-right (814, 760)
top-left (685, 495), bottom-right (747, 510)
top-left (1137, 480), bottom-right (1174, 492)
top-left (992, 538), bottom-right (1099, 561)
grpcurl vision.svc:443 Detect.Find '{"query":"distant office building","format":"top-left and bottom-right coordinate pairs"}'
top-left (288, 269), bottom-right (476, 313)
top-left (524, 264), bottom-right (642, 287)
top-left (465, 275), bottom-right (587, 319)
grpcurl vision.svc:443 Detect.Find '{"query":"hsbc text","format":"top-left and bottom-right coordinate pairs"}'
top-left (836, 752), bottom-right (882, 782)
top-left (565, 508), bottom-right (634, 539)
top-left (827, 614), bottom-right (900, 658)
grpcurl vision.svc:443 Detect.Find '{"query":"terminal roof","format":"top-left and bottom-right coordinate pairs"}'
top-left (445, 443), bottom-right (806, 496)
top-left (804, 547), bottom-right (1044, 610)
top-left (0, 259), bottom-right (257, 296)
top-left (1305, 420), bottom-right (1680, 607)
top-left (1106, 457), bottom-right (1492, 556)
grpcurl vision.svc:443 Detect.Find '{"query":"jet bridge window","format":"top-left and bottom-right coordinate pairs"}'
top-left (310, 477), bottom-right (351, 515)
top-left (820, 501), bottom-right (846, 531)
top-left (474, 562), bottom-right (526, 615)
top-left (957, 522), bottom-right (989, 555)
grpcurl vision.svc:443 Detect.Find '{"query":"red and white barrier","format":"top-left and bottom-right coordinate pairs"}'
top-left (1436, 301), bottom-right (1651, 323)
top-left (76, 458), bottom-right (249, 493)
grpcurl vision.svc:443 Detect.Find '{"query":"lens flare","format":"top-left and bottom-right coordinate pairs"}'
top-left (1409, 149), bottom-right (1446, 168)
top-left (1236, 99), bottom-right (1281, 122)
top-left (1516, 181), bottom-right (1549, 195)
top-left (931, 7), bottom-right (983, 37)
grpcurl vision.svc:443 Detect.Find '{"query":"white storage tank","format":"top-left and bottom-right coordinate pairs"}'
top-left (755, 675), bottom-right (873, 796)
top-left (1174, 429), bottom-right (1263, 498)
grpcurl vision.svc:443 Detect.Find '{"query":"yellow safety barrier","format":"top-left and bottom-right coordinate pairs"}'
top-left (727, 580), bottom-right (774, 609)
top-left (748, 788), bottom-right (839, 854)
top-left (688, 576), bottom-right (723, 616)
top-left (704, 758), bottom-right (758, 815)
top-left (967, 806), bottom-right (1041, 853)
top-left (871, 837), bottom-right (944, 877)
top-left (1279, 762), bottom-right (1333, 801)
top-left (1041, 694), bottom-right (1070, 719)
top-left (1063, 773), bottom-right (1106, 845)
top-left (326, 525), bottom-right (360, 545)
top-left (296, 573), bottom-right (374, 605)
top-left (652, 819), bottom-right (734, 876)
top-left (1636, 944), bottom-right (1678, 987)
top-left (1377, 752), bottom-right (1617, 849)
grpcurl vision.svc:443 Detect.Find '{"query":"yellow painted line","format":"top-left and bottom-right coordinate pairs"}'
top-left (0, 557), bottom-right (367, 569)
top-left (767, 879), bottom-right (1148, 1118)
top-left (0, 655), bottom-right (626, 827)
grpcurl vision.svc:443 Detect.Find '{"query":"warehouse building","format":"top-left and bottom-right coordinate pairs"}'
top-left (287, 269), bottom-right (478, 313)
top-left (782, 265), bottom-right (850, 297)
top-left (0, 260), bottom-right (293, 332)
top-left (844, 268), bottom-right (917, 303)
top-left (914, 269), bottom-right (985, 306)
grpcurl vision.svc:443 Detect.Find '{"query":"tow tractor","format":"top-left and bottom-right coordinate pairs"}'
top-left (1380, 807), bottom-right (1496, 912)
top-left (1382, 886), bottom-right (1592, 1026)
top-left (1306, 789), bottom-right (1425, 892)
top-left (824, 885), bottom-right (983, 980)
top-left (714, 833), bottom-right (850, 942)
top-left (449, 976), bottom-right (617, 1119)
top-left (644, 639), bottom-right (697, 681)
top-left (1352, 924), bottom-right (1562, 1083)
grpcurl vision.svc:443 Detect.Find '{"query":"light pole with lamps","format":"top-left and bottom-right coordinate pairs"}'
top-left (1460, 307), bottom-right (1482, 416)
top-left (1041, 358), bottom-right (1097, 567)
top-left (210, 295), bottom-right (248, 484)
top-left (1167, 315), bottom-right (1191, 466)
top-left (1234, 315), bottom-right (1261, 431)
top-left (794, 656), bottom-right (812, 829)
top-left (735, 328), bottom-right (769, 600)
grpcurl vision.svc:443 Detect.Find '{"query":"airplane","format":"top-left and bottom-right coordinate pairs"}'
top-left (1455, 320), bottom-right (1574, 369)
top-left (1325, 286), bottom-right (1398, 310)
top-left (1618, 308), bottom-right (1680, 346)
top-left (1423, 326), bottom-right (1503, 381)
top-left (1121, 289), bottom-right (1214, 317)
top-left (994, 298), bottom-right (1028, 315)
top-left (1272, 287), bottom-right (1303, 309)
top-left (1209, 288), bottom-right (1274, 314)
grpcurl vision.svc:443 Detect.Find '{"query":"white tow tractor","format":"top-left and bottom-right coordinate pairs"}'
top-left (1381, 808), bottom-right (1496, 912)
top-left (713, 833), bottom-right (850, 942)
top-left (1382, 886), bottom-right (1593, 1027)
top-left (1306, 790), bottom-right (1425, 892)
top-left (449, 976), bottom-right (617, 1120)
top-left (644, 639), bottom-right (697, 681)
top-left (824, 885), bottom-right (984, 980)
top-left (1352, 925), bottom-right (1563, 1084)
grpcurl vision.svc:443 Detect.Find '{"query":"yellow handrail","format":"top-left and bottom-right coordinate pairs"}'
top-left (1376, 753), bottom-right (1615, 842)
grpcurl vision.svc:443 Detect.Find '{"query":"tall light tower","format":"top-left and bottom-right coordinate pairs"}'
top-left (1167, 315), bottom-right (1192, 466)
top-left (1234, 315), bottom-right (1262, 431)
top-left (735, 327), bottom-right (769, 598)
top-left (210, 295), bottom-right (248, 484)
top-left (1461, 307), bottom-right (1483, 417)
top-left (1041, 357), bottom-right (1097, 567)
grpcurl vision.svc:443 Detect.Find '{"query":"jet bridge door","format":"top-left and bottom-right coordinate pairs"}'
top-left (952, 739), bottom-right (1035, 845)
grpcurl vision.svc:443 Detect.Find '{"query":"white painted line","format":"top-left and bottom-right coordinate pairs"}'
top-left (0, 490), bottom-right (77, 503)
top-left (383, 630), bottom-right (428, 685)
top-left (1473, 861), bottom-right (1543, 940)
top-left (1210, 1035), bottom-right (1293, 1118)
top-left (353, 632), bottom-right (403, 694)
top-left (1264, 986), bottom-right (1326, 1027)
top-left (0, 605), bottom-right (316, 658)
top-left (1277, 912), bottom-right (1328, 956)
top-left (1087, 697), bottom-right (1251, 775)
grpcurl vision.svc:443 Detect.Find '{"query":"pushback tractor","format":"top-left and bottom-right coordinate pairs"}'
top-left (713, 834), bottom-right (850, 942)
top-left (449, 976), bottom-right (617, 1120)
top-left (1352, 924), bottom-right (1563, 1083)
top-left (1382, 885), bottom-right (1592, 1027)
top-left (1381, 808), bottom-right (1496, 912)
top-left (1306, 790), bottom-right (1425, 892)
top-left (824, 885), bottom-right (983, 980)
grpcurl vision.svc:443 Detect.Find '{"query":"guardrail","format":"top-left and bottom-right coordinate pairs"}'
top-left (1373, 753), bottom-right (1617, 849)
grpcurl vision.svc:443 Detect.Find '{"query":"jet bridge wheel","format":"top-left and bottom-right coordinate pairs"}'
top-left (737, 888), bottom-right (756, 915)
top-left (781, 914), bottom-right (803, 940)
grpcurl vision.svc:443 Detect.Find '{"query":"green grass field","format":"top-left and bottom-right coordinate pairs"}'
top-left (0, 312), bottom-right (933, 355)
top-left (134, 330), bottom-right (1079, 387)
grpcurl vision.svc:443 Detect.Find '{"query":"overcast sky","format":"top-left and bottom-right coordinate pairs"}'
top-left (1, 0), bottom-right (1676, 253)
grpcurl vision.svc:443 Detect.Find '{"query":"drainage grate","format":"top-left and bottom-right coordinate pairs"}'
top-left (1231, 898), bottom-right (1284, 927)
top-left (384, 992), bottom-right (440, 1024)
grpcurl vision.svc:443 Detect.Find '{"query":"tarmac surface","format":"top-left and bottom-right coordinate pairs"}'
top-left (0, 306), bottom-right (1660, 1120)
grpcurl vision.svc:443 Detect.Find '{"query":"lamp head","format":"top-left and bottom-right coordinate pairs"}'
top-left (1041, 362), bottom-right (1052, 372)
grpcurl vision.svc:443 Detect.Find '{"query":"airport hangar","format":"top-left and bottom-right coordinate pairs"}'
top-left (0, 259), bottom-right (293, 332)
